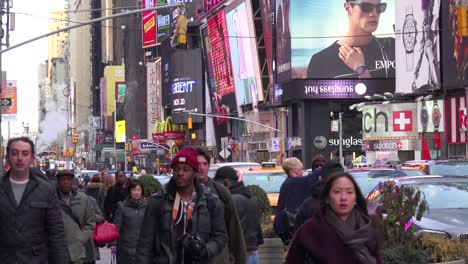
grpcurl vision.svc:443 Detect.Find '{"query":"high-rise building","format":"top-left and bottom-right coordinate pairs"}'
top-left (47, 9), bottom-right (68, 76)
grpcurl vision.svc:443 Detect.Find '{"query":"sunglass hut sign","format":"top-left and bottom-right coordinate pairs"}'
top-left (362, 103), bottom-right (418, 138)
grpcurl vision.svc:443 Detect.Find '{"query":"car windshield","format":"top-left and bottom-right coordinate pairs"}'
top-left (402, 170), bottom-right (424, 176)
top-left (408, 182), bottom-right (468, 209)
top-left (242, 172), bottom-right (287, 193)
top-left (429, 163), bottom-right (468, 176)
top-left (351, 170), bottom-right (406, 196)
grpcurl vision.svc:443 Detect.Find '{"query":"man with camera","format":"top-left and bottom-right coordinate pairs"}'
top-left (136, 147), bottom-right (227, 264)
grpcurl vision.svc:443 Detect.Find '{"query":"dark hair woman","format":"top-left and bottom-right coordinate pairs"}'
top-left (111, 179), bottom-right (147, 264)
top-left (286, 172), bottom-right (382, 264)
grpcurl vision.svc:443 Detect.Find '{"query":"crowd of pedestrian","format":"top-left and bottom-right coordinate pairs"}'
top-left (0, 135), bottom-right (383, 264)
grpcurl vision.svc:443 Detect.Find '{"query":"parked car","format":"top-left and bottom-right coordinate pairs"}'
top-left (152, 174), bottom-right (171, 185)
top-left (349, 168), bottom-right (425, 196)
top-left (366, 175), bottom-right (468, 239)
top-left (108, 170), bottom-right (133, 177)
top-left (208, 162), bottom-right (261, 178)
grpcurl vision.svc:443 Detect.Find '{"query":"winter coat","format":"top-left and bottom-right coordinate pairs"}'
top-left (294, 181), bottom-right (325, 231)
top-left (229, 183), bottom-right (260, 252)
top-left (58, 190), bottom-right (96, 262)
top-left (286, 212), bottom-right (383, 264)
top-left (0, 169), bottom-right (69, 264)
top-left (136, 179), bottom-right (227, 264)
top-left (104, 184), bottom-right (128, 222)
top-left (84, 195), bottom-right (105, 262)
top-left (113, 198), bottom-right (147, 264)
top-left (274, 174), bottom-right (317, 242)
top-left (204, 179), bottom-right (247, 264)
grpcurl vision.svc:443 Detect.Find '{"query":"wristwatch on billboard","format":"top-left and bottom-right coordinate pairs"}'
top-left (432, 100), bottom-right (441, 132)
top-left (402, 5), bottom-right (417, 72)
top-left (420, 100), bottom-right (429, 132)
top-left (355, 66), bottom-right (367, 76)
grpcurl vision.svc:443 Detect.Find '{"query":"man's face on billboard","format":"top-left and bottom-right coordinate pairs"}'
top-left (346, 0), bottom-right (387, 34)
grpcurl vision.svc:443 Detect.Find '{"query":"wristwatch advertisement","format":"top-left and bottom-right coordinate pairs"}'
top-left (402, 5), bottom-right (417, 72)
top-left (432, 100), bottom-right (441, 132)
top-left (420, 100), bottom-right (429, 133)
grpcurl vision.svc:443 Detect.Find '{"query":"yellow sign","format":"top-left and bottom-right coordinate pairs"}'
top-left (116, 120), bottom-right (126, 143)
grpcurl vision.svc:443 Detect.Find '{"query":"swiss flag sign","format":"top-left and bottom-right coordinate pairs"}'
top-left (393, 111), bottom-right (413, 132)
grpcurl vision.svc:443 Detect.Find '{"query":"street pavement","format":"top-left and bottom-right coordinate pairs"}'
top-left (97, 247), bottom-right (113, 264)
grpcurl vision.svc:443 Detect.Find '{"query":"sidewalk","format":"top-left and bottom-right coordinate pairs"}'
top-left (96, 247), bottom-right (112, 264)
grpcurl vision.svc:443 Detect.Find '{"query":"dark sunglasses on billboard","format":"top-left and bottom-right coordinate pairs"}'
top-left (348, 1), bottom-right (387, 14)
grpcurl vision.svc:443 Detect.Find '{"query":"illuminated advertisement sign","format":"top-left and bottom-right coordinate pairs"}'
top-left (204, 0), bottom-right (224, 13)
top-left (225, 0), bottom-right (263, 110)
top-left (142, 0), bottom-right (158, 48)
top-left (115, 120), bottom-right (126, 143)
top-left (416, 100), bottom-right (444, 133)
top-left (395, 0), bottom-right (440, 93)
top-left (361, 103), bottom-right (418, 139)
top-left (170, 48), bottom-right (204, 124)
top-left (442, 0), bottom-right (468, 89)
top-left (260, 0), bottom-right (274, 87)
top-left (288, 0), bottom-right (395, 80)
top-left (207, 11), bottom-right (235, 97)
top-left (147, 59), bottom-right (163, 140)
top-left (363, 139), bottom-right (421, 151)
top-left (157, 1), bottom-right (172, 41)
top-left (275, 79), bottom-right (395, 101)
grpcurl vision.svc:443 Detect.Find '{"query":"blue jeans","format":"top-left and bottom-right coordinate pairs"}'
top-left (247, 251), bottom-right (259, 264)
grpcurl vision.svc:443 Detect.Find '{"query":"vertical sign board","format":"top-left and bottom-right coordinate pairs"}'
top-left (2, 80), bottom-right (17, 122)
top-left (142, 0), bottom-right (158, 48)
top-left (171, 49), bottom-right (204, 124)
top-left (147, 59), bottom-right (163, 140)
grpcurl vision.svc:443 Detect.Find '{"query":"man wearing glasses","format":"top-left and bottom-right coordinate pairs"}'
top-left (307, 0), bottom-right (395, 79)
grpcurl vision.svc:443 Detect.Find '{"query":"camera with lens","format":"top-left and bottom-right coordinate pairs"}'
top-left (179, 233), bottom-right (207, 258)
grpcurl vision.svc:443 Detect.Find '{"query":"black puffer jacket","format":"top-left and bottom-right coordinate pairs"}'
top-left (113, 198), bottom-right (147, 264)
top-left (0, 169), bottom-right (69, 264)
top-left (136, 179), bottom-right (227, 264)
top-left (229, 182), bottom-right (260, 252)
top-left (294, 181), bottom-right (325, 231)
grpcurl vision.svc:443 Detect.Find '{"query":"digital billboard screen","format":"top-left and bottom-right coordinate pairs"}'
top-left (395, 0), bottom-right (441, 93)
top-left (287, 0), bottom-right (396, 80)
top-left (170, 49), bottom-right (204, 124)
top-left (225, 0), bottom-right (263, 110)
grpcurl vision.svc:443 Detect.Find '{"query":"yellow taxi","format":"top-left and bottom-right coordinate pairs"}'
top-left (237, 162), bottom-right (287, 209)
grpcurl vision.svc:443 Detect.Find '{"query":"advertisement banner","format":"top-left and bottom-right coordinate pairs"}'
top-left (275, 79), bottom-right (395, 101)
top-left (259, 0), bottom-right (274, 88)
top-left (142, 0), bottom-right (158, 48)
top-left (441, 0), bottom-right (468, 89)
top-left (147, 59), bottom-right (163, 141)
top-left (203, 0), bottom-right (224, 13)
top-left (225, 0), bottom-right (263, 111)
top-left (2, 80), bottom-right (17, 122)
top-left (115, 120), bottom-right (126, 143)
top-left (290, 0), bottom-right (395, 79)
top-left (171, 49), bottom-right (204, 124)
top-left (395, 0), bottom-right (441, 93)
top-left (416, 100), bottom-right (444, 133)
top-left (207, 11), bottom-right (235, 97)
top-left (276, 0), bottom-right (291, 82)
top-left (446, 96), bottom-right (467, 144)
top-left (362, 103), bottom-right (418, 139)
top-left (156, 0), bottom-right (172, 41)
top-left (363, 139), bottom-right (421, 151)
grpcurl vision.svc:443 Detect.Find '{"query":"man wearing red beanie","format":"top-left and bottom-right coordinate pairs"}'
top-left (137, 147), bottom-right (227, 264)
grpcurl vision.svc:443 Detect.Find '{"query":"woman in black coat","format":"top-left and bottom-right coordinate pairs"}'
top-left (286, 172), bottom-right (383, 264)
top-left (111, 179), bottom-right (147, 264)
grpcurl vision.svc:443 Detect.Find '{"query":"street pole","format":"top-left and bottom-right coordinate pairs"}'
top-left (0, 4), bottom-right (185, 173)
top-left (114, 100), bottom-right (117, 170)
top-left (339, 112), bottom-right (344, 166)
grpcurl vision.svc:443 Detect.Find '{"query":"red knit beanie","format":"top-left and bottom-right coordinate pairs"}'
top-left (170, 147), bottom-right (199, 172)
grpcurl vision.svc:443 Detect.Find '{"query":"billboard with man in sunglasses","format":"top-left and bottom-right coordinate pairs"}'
top-left (289, 0), bottom-right (395, 79)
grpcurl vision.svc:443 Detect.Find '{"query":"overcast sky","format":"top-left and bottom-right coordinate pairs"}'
top-left (3, 0), bottom-right (65, 138)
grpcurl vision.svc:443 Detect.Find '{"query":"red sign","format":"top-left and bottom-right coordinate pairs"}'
top-left (460, 107), bottom-right (467, 131)
top-left (142, 0), bottom-right (157, 48)
top-left (203, 0), bottom-right (224, 13)
top-left (207, 11), bottom-right (235, 96)
top-left (392, 111), bottom-right (412, 132)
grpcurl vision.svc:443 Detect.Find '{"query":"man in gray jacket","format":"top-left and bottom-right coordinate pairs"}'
top-left (0, 137), bottom-right (69, 264)
top-left (57, 170), bottom-right (96, 264)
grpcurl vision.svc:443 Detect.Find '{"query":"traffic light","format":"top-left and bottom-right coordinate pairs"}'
top-left (187, 117), bottom-right (193, 129)
top-left (72, 133), bottom-right (79, 145)
top-left (69, 149), bottom-right (75, 157)
top-left (62, 149), bottom-right (67, 157)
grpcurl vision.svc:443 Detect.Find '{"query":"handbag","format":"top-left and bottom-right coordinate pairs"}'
top-left (93, 221), bottom-right (120, 244)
